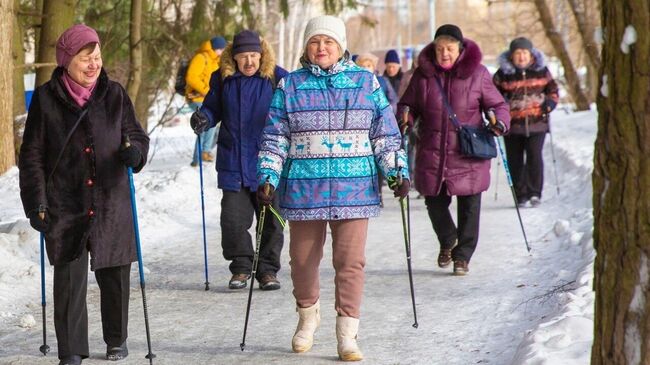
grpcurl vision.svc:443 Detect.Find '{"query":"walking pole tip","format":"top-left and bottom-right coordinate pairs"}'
top-left (39, 344), bottom-right (50, 356)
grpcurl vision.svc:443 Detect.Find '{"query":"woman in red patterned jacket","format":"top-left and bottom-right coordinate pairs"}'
top-left (493, 37), bottom-right (559, 208)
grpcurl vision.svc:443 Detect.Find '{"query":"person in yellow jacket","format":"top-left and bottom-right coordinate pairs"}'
top-left (188, 36), bottom-right (226, 166)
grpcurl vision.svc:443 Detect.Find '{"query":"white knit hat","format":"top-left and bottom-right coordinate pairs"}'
top-left (303, 15), bottom-right (347, 52)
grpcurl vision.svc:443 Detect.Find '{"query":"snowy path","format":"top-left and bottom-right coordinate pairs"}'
top-left (0, 110), bottom-right (595, 365)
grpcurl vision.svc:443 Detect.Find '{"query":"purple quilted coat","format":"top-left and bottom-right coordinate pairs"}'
top-left (398, 39), bottom-right (510, 197)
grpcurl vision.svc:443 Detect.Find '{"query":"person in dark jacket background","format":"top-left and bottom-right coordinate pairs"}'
top-left (191, 30), bottom-right (288, 291)
top-left (493, 37), bottom-right (559, 208)
top-left (398, 24), bottom-right (510, 276)
top-left (18, 24), bottom-right (149, 365)
top-left (383, 49), bottom-right (403, 94)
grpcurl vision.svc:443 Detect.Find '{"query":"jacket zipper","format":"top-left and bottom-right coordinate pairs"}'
top-left (523, 70), bottom-right (529, 137)
top-left (343, 98), bottom-right (349, 129)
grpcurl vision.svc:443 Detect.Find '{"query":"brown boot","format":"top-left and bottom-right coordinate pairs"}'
top-left (201, 151), bottom-right (214, 162)
top-left (453, 260), bottom-right (469, 276)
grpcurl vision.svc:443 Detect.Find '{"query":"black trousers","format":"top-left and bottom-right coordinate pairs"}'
top-left (220, 188), bottom-right (284, 279)
top-left (504, 133), bottom-right (546, 202)
top-left (424, 185), bottom-right (482, 262)
top-left (53, 248), bottom-right (130, 359)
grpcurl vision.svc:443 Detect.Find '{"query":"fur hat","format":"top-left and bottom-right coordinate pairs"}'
top-left (303, 15), bottom-right (347, 52)
top-left (56, 24), bottom-right (100, 68)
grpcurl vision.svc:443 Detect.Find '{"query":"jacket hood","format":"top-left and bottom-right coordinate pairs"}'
top-left (219, 37), bottom-right (277, 80)
top-left (198, 40), bottom-right (217, 56)
top-left (417, 38), bottom-right (482, 79)
top-left (497, 47), bottom-right (547, 75)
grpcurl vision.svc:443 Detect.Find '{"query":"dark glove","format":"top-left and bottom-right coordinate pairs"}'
top-left (28, 209), bottom-right (49, 233)
top-left (119, 144), bottom-right (142, 168)
top-left (487, 120), bottom-right (507, 136)
top-left (190, 110), bottom-right (209, 135)
top-left (541, 98), bottom-right (557, 113)
top-left (256, 184), bottom-right (275, 207)
top-left (388, 177), bottom-right (410, 198)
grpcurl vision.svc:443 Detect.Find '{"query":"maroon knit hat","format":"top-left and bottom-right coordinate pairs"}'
top-left (56, 24), bottom-right (101, 67)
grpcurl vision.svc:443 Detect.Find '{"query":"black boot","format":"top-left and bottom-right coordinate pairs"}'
top-left (106, 341), bottom-right (128, 361)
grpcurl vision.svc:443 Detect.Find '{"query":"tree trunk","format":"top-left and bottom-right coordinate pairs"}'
top-left (12, 0), bottom-right (25, 117)
top-left (533, 0), bottom-right (591, 111)
top-left (0, 0), bottom-right (16, 173)
top-left (134, 72), bottom-right (150, 132)
top-left (12, 0), bottom-right (26, 161)
top-left (126, 0), bottom-right (142, 102)
top-left (592, 0), bottom-right (650, 364)
top-left (35, 0), bottom-right (73, 87)
top-left (566, 0), bottom-right (601, 70)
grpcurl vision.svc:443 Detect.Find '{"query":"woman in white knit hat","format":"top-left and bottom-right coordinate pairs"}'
top-left (257, 15), bottom-right (409, 361)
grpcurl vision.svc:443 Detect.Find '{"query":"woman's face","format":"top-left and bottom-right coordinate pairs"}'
top-left (434, 39), bottom-right (461, 68)
top-left (306, 35), bottom-right (341, 70)
top-left (67, 43), bottom-right (102, 87)
top-left (512, 49), bottom-right (533, 68)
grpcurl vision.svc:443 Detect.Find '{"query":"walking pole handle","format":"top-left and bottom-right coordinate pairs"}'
top-left (122, 134), bottom-right (131, 149)
top-left (487, 109), bottom-right (497, 126)
top-left (38, 204), bottom-right (46, 220)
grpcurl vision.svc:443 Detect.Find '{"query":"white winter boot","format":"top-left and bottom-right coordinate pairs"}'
top-left (292, 300), bottom-right (320, 353)
top-left (336, 316), bottom-right (363, 361)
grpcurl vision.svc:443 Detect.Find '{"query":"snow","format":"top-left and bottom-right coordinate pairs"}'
top-left (0, 109), bottom-right (598, 364)
top-left (620, 25), bottom-right (637, 54)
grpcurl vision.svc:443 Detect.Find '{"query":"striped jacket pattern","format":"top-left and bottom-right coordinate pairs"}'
top-left (258, 58), bottom-right (408, 221)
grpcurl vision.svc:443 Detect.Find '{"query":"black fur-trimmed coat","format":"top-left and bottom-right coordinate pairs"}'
top-left (19, 67), bottom-right (149, 270)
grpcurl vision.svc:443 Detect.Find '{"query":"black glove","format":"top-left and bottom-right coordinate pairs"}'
top-left (28, 209), bottom-right (49, 233)
top-left (487, 120), bottom-right (507, 136)
top-left (256, 184), bottom-right (275, 207)
top-left (190, 110), bottom-right (209, 135)
top-left (119, 144), bottom-right (142, 168)
top-left (388, 177), bottom-right (410, 198)
top-left (541, 98), bottom-right (557, 113)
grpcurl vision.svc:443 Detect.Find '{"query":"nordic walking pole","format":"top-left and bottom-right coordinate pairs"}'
top-left (124, 136), bottom-right (156, 364)
top-left (494, 157), bottom-right (500, 201)
top-left (241, 177), bottom-right (270, 351)
top-left (196, 135), bottom-right (210, 290)
top-left (399, 107), bottom-right (418, 328)
top-left (487, 112), bottom-right (531, 252)
top-left (546, 114), bottom-right (560, 196)
top-left (38, 206), bottom-right (50, 356)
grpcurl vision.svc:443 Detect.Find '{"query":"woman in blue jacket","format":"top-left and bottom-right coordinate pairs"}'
top-left (191, 30), bottom-right (288, 291)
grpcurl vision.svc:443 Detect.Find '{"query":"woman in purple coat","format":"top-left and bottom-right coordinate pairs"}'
top-left (398, 24), bottom-right (510, 275)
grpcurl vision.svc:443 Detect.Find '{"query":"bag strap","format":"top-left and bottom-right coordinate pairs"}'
top-left (433, 76), bottom-right (462, 131)
top-left (47, 108), bottom-right (89, 185)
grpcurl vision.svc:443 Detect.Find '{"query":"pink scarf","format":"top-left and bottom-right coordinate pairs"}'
top-left (61, 72), bottom-right (96, 107)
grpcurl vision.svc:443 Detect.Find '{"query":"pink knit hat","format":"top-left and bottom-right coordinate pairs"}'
top-left (56, 24), bottom-right (101, 67)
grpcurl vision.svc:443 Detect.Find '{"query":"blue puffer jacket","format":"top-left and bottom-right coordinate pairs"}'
top-left (257, 57), bottom-right (408, 221)
top-left (201, 40), bottom-right (288, 192)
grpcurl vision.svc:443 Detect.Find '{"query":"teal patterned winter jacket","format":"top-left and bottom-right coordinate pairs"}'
top-left (257, 58), bottom-right (408, 221)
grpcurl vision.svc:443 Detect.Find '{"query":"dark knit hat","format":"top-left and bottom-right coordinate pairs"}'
top-left (509, 37), bottom-right (533, 53)
top-left (434, 24), bottom-right (463, 43)
top-left (384, 49), bottom-right (400, 64)
top-left (211, 36), bottom-right (226, 50)
top-left (232, 30), bottom-right (262, 55)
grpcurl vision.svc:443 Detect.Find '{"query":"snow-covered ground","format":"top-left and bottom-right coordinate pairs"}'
top-left (0, 108), bottom-right (596, 364)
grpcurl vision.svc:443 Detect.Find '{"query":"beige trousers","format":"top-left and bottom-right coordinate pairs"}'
top-left (289, 219), bottom-right (368, 318)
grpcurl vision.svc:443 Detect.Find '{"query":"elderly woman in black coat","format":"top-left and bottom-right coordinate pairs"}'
top-left (18, 24), bottom-right (149, 365)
